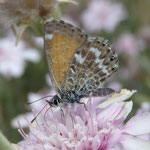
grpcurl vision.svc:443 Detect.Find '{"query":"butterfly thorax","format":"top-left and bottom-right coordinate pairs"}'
top-left (47, 90), bottom-right (86, 107)
top-left (47, 87), bottom-right (116, 107)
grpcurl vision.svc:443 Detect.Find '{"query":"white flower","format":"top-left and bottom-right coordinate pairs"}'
top-left (0, 35), bottom-right (41, 78)
top-left (81, 0), bottom-right (127, 33)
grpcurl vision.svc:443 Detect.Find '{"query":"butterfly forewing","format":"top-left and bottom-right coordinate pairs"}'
top-left (44, 20), bottom-right (87, 92)
top-left (64, 36), bottom-right (119, 94)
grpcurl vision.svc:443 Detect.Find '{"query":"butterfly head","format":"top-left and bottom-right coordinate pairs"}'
top-left (46, 95), bottom-right (61, 107)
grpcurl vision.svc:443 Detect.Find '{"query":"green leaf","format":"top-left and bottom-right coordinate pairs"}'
top-left (0, 131), bottom-right (17, 150)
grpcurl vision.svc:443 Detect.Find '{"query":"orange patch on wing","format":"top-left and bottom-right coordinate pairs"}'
top-left (49, 33), bottom-right (82, 87)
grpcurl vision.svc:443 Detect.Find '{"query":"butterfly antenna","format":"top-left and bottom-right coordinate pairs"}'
top-left (27, 95), bottom-right (53, 104)
top-left (31, 103), bottom-right (49, 123)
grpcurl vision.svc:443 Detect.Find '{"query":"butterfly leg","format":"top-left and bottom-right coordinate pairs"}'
top-left (60, 102), bottom-right (70, 121)
top-left (77, 101), bottom-right (88, 111)
top-left (92, 88), bottom-right (115, 97)
top-left (60, 107), bottom-right (65, 117)
top-left (69, 111), bottom-right (75, 129)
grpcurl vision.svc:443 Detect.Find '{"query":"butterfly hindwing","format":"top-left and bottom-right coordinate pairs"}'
top-left (64, 36), bottom-right (119, 95)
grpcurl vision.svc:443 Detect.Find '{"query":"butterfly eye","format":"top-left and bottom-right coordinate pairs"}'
top-left (110, 56), bottom-right (115, 61)
top-left (54, 99), bottom-right (58, 105)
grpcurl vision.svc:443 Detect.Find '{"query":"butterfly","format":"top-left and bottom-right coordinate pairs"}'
top-left (44, 19), bottom-right (119, 108)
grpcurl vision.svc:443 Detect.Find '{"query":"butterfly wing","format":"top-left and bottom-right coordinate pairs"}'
top-left (44, 20), bottom-right (87, 94)
top-left (63, 36), bottom-right (119, 96)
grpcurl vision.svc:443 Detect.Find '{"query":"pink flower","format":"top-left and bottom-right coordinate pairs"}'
top-left (11, 80), bottom-right (121, 128)
top-left (0, 35), bottom-right (41, 78)
top-left (114, 32), bottom-right (145, 56)
top-left (17, 89), bottom-right (150, 150)
top-left (81, 0), bottom-right (127, 33)
top-left (135, 102), bottom-right (150, 141)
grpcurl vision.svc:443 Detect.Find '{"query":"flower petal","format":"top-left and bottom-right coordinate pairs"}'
top-left (97, 101), bottom-right (133, 126)
top-left (107, 129), bottom-right (121, 146)
top-left (122, 113), bottom-right (150, 135)
top-left (99, 89), bottom-right (136, 108)
top-left (23, 49), bottom-right (41, 63)
top-left (92, 135), bottom-right (101, 149)
top-left (120, 134), bottom-right (150, 150)
top-left (11, 113), bottom-right (33, 128)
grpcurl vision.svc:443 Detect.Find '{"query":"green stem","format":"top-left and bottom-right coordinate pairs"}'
top-left (0, 131), bottom-right (16, 150)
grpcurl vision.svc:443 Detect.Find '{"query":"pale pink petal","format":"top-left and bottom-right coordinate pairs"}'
top-left (43, 144), bottom-right (55, 150)
top-left (99, 89), bottom-right (136, 108)
top-left (62, 144), bottom-right (68, 150)
top-left (120, 134), bottom-right (150, 150)
top-left (92, 135), bottom-right (101, 149)
top-left (107, 129), bottom-right (121, 146)
top-left (33, 37), bottom-right (43, 49)
top-left (138, 134), bottom-right (150, 141)
top-left (23, 49), bottom-right (41, 62)
top-left (0, 35), bottom-right (41, 78)
top-left (97, 101), bottom-right (133, 126)
top-left (113, 101), bottom-right (133, 124)
top-left (11, 113), bottom-right (33, 128)
top-left (122, 113), bottom-right (150, 135)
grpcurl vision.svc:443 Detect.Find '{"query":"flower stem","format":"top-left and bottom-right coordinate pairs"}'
top-left (0, 131), bottom-right (16, 150)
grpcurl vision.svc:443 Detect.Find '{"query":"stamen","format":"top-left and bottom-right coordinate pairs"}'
top-left (18, 121), bottom-right (27, 140)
